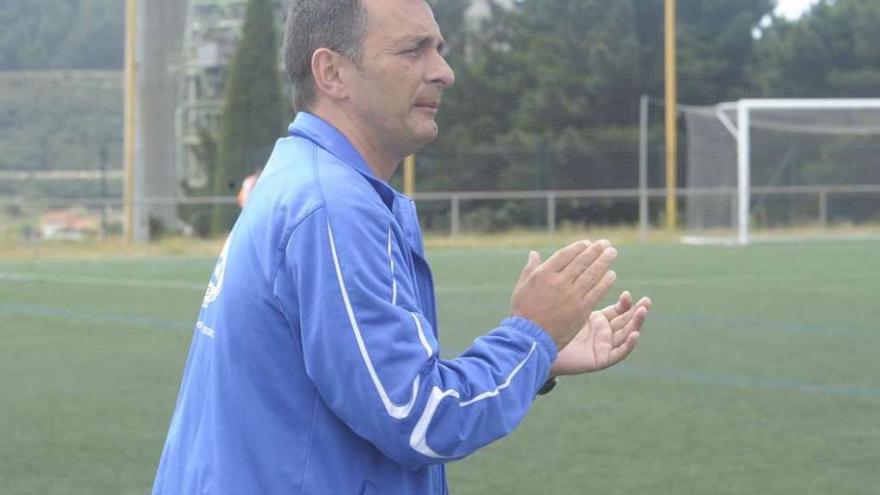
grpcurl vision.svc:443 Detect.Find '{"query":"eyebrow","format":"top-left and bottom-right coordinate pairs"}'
top-left (399, 34), bottom-right (447, 54)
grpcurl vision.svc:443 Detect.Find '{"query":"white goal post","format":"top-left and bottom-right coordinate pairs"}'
top-left (682, 98), bottom-right (880, 245)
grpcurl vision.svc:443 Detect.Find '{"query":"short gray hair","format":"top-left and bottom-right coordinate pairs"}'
top-left (283, 0), bottom-right (367, 112)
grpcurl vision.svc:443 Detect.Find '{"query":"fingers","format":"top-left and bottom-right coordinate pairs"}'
top-left (581, 266), bottom-right (617, 310)
top-left (609, 296), bottom-right (651, 329)
top-left (560, 240), bottom-right (610, 279)
top-left (612, 303), bottom-right (649, 347)
top-left (516, 250), bottom-right (542, 287)
top-left (543, 241), bottom-right (590, 272)
top-left (608, 331), bottom-right (640, 366)
top-left (602, 290), bottom-right (632, 321)
top-left (572, 245), bottom-right (617, 294)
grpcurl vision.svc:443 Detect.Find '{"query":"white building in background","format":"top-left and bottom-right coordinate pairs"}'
top-left (466, 0), bottom-right (517, 27)
top-left (462, 0), bottom-right (517, 59)
top-left (177, 0), bottom-right (248, 192)
top-left (176, 0), bottom-right (288, 193)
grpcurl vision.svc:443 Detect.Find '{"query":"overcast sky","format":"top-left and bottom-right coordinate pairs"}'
top-left (775, 0), bottom-right (820, 19)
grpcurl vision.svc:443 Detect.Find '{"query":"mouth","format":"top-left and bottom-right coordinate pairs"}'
top-left (414, 101), bottom-right (439, 112)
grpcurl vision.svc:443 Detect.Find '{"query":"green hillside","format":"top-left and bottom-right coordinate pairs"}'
top-left (0, 71), bottom-right (122, 194)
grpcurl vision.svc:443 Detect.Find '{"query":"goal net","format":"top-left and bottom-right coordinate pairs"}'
top-left (682, 99), bottom-right (880, 245)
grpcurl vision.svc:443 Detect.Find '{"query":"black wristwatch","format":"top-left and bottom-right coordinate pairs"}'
top-left (537, 376), bottom-right (558, 396)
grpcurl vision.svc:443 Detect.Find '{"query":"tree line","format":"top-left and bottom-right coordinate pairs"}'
top-left (2, 0), bottom-right (878, 232)
top-left (0, 0), bottom-right (124, 71)
top-left (426, 0), bottom-right (879, 187)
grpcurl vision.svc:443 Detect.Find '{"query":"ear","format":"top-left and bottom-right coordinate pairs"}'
top-left (311, 48), bottom-right (348, 101)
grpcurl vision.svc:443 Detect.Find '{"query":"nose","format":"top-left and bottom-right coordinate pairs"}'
top-left (429, 51), bottom-right (455, 89)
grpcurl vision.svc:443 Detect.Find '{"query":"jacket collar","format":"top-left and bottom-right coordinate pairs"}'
top-left (287, 112), bottom-right (378, 179)
top-left (288, 112), bottom-right (398, 208)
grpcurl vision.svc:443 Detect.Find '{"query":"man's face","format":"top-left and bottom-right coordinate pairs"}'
top-left (343, 0), bottom-right (455, 158)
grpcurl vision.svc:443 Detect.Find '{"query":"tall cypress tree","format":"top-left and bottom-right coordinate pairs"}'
top-left (211, 0), bottom-right (285, 234)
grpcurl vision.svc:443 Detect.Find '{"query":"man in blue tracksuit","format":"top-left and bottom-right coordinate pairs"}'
top-left (152, 0), bottom-right (651, 493)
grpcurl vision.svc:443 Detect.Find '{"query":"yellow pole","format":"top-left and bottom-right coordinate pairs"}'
top-left (664, 0), bottom-right (678, 231)
top-left (123, 0), bottom-right (137, 243)
top-left (403, 155), bottom-right (416, 196)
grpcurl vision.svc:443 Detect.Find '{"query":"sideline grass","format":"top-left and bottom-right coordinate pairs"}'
top-left (0, 226), bottom-right (667, 262)
top-left (1, 240), bottom-right (878, 494)
top-left (0, 237), bottom-right (225, 260)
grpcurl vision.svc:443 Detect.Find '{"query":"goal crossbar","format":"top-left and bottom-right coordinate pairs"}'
top-left (685, 98), bottom-right (880, 245)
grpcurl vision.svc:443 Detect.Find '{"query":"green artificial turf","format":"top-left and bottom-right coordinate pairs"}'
top-left (1, 241), bottom-right (877, 494)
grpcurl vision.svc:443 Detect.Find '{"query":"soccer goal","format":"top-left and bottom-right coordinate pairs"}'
top-left (682, 99), bottom-right (880, 245)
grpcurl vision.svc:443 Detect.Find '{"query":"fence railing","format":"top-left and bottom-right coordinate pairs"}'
top-left (414, 184), bottom-right (880, 237)
top-left (2, 185), bottom-right (879, 241)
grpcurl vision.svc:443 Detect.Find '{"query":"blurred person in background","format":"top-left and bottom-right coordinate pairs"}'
top-left (151, 1), bottom-right (652, 494)
top-left (236, 166), bottom-right (262, 208)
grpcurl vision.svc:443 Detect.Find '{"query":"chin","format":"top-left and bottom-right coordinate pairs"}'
top-left (420, 121), bottom-right (440, 139)
top-left (402, 118), bottom-right (440, 152)
top-left (416, 130), bottom-right (439, 148)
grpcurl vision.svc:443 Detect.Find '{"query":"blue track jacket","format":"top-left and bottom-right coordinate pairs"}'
top-left (152, 113), bottom-right (558, 494)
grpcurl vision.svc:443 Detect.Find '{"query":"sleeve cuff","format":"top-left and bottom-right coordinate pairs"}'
top-left (500, 316), bottom-right (558, 365)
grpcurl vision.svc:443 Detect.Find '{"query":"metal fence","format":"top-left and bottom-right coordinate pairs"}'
top-left (2, 185), bottom-right (878, 245)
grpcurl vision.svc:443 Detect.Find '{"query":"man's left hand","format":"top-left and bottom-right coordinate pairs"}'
top-left (549, 291), bottom-right (652, 376)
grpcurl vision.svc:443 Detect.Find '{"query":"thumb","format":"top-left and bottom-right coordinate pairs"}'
top-left (517, 250), bottom-right (541, 285)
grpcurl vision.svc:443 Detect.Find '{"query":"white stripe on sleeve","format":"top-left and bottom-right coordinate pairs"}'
top-left (410, 312), bottom-right (434, 357)
top-left (409, 343), bottom-right (539, 458)
top-left (387, 228), bottom-right (398, 305)
top-left (328, 222), bottom-right (418, 419)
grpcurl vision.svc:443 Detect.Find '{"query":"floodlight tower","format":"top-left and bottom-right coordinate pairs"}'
top-left (664, 0), bottom-right (678, 231)
top-left (124, 0), bottom-right (187, 242)
top-left (124, 0), bottom-right (136, 243)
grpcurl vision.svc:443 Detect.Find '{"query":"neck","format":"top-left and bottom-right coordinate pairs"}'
top-left (310, 104), bottom-right (401, 181)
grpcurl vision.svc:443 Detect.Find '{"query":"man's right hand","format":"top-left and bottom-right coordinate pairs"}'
top-left (510, 240), bottom-right (618, 352)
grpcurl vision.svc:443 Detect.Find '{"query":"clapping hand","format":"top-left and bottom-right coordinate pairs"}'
top-left (550, 291), bottom-right (651, 376)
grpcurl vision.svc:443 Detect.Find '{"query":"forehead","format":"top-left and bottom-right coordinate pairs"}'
top-left (361, 0), bottom-right (442, 44)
